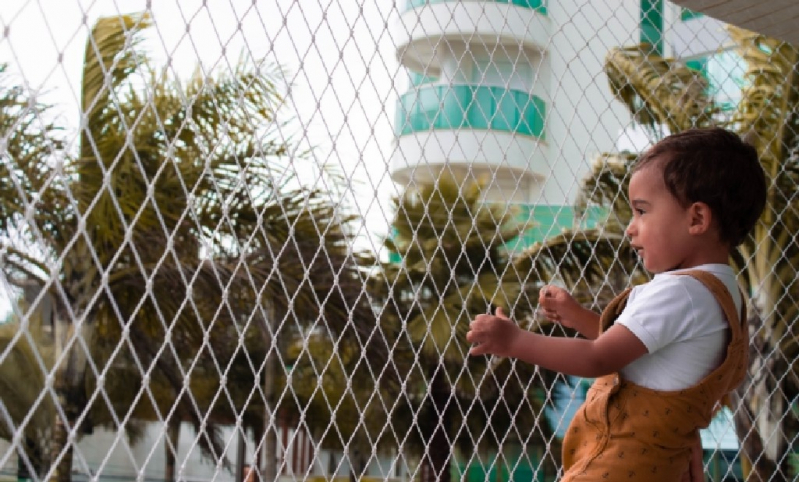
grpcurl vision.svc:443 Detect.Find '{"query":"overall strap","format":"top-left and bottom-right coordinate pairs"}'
top-left (676, 270), bottom-right (745, 341)
top-left (598, 287), bottom-right (632, 334)
top-left (676, 269), bottom-right (749, 396)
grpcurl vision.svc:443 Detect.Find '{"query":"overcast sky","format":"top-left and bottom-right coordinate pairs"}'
top-left (1, 0), bottom-right (401, 220)
top-left (0, 0), bottom-right (402, 318)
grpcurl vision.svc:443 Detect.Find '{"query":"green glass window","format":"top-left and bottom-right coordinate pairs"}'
top-left (395, 84), bottom-right (546, 139)
top-left (685, 57), bottom-right (708, 74)
top-left (680, 7), bottom-right (703, 21)
top-left (505, 205), bottom-right (607, 252)
top-left (410, 72), bottom-right (438, 86)
top-left (640, 0), bottom-right (663, 55)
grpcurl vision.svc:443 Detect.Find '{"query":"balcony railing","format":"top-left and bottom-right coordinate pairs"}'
top-left (395, 84), bottom-right (546, 139)
top-left (403, 0), bottom-right (547, 15)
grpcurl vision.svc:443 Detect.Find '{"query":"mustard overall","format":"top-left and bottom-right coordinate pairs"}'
top-left (560, 271), bottom-right (748, 481)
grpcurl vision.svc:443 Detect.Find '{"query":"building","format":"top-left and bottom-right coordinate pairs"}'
top-left (390, 0), bottom-right (636, 243)
top-left (389, 0), bottom-right (744, 245)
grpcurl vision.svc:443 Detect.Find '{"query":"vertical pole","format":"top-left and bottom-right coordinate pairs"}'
top-left (236, 427), bottom-right (246, 482)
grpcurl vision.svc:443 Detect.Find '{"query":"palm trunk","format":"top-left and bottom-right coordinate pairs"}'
top-left (262, 300), bottom-right (278, 482)
top-left (253, 423), bottom-right (264, 481)
top-left (733, 385), bottom-right (781, 481)
top-left (49, 317), bottom-right (93, 482)
top-left (421, 370), bottom-right (451, 482)
top-left (50, 395), bottom-right (73, 482)
top-left (17, 437), bottom-right (43, 481)
top-left (165, 417), bottom-right (181, 482)
top-left (734, 307), bottom-right (786, 481)
top-left (347, 447), bottom-right (360, 482)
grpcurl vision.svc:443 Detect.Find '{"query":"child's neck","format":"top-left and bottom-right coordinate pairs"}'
top-left (675, 247), bottom-right (731, 271)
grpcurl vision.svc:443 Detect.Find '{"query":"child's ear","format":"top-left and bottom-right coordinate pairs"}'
top-left (688, 202), bottom-right (713, 235)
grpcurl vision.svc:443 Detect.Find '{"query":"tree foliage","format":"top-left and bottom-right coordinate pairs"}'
top-left (0, 12), bottom-right (374, 481)
top-left (367, 176), bottom-right (553, 482)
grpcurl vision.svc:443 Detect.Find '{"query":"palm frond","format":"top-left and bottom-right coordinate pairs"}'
top-left (605, 44), bottom-right (718, 132)
top-left (729, 26), bottom-right (799, 190)
top-left (80, 13), bottom-right (151, 135)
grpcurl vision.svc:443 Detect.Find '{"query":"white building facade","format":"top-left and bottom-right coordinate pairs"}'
top-left (389, 0), bottom-right (741, 244)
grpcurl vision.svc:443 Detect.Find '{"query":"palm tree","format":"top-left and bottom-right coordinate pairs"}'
top-left (0, 285), bottom-right (56, 481)
top-left (284, 328), bottom-right (391, 479)
top-left (514, 28), bottom-right (799, 480)
top-left (367, 176), bottom-right (550, 482)
top-left (0, 12), bottom-right (374, 482)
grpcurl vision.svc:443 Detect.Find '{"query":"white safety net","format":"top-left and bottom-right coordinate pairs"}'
top-left (0, 1), bottom-right (797, 481)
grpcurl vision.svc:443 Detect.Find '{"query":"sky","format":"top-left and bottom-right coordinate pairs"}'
top-left (0, 0), bottom-right (403, 318)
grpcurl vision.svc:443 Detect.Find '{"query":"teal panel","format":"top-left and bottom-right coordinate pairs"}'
top-left (410, 71), bottom-right (438, 86)
top-left (527, 96), bottom-right (546, 139)
top-left (457, 453), bottom-right (542, 482)
top-left (440, 84), bottom-right (470, 130)
top-left (685, 57), bottom-right (708, 75)
top-left (467, 84), bottom-right (494, 130)
top-left (640, 0), bottom-right (663, 55)
top-left (493, 89), bottom-right (517, 132)
top-left (405, 0), bottom-right (546, 15)
top-left (683, 52), bottom-right (744, 112)
top-left (703, 450), bottom-right (743, 481)
top-left (680, 7), bottom-right (703, 21)
top-left (395, 84), bottom-right (546, 139)
top-left (507, 205), bottom-right (608, 253)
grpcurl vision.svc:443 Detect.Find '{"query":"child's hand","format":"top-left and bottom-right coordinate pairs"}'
top-left (538, 285), bottom-right (583, 329)
top-left (467, 307), bottom-right (519, 357)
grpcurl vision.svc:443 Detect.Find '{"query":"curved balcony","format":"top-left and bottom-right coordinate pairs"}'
top-left (394, 84), bottom-right (545, 138)
top-left (390, 84), bottom-right (547, 186)
top-left (403, 0), bottom-right (547, 14)
top-left (392, 1), bottom-right (549, 75)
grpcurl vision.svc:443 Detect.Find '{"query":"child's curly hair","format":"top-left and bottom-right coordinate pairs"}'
top-left (634, 128), bottom-right (767, 247)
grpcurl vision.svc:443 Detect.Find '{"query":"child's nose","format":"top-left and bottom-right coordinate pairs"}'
top-left (625, 220), bottom-right (636, 237)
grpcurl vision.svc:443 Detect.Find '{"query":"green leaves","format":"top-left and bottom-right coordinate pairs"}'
top-left (0, 11), bottom-right (377, 473)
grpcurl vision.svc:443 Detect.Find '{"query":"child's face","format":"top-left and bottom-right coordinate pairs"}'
top-left (626, 164), bottom-right (695, 273)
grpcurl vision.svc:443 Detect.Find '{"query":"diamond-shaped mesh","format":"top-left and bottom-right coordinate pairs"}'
top-left (1, 1), bottom-right (797, 481)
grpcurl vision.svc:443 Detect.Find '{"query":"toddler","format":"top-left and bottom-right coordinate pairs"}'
top-left (467, 128), bottom-right (767, 481)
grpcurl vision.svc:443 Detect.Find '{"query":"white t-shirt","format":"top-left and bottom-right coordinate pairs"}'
top-left (615, 264), bottom-right (743, 391)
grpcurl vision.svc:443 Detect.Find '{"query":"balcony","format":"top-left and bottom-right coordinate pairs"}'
top-left (403, 0), bottom-right (547, 15)
top-left (390, 84), bottom-right (547, 186)
top-left (395, 84), bottom-right (545, 138)
top-left (392, 0), bottom-right (549, 75)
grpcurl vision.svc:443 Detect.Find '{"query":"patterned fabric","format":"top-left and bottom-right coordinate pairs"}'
top-left (560, 270), bottom-right (748, 481)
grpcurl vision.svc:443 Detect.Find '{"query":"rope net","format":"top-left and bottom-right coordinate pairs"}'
top-left (0, 1), bottom-right (796, 481)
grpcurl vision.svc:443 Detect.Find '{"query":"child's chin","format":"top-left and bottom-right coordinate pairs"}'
top-left (642, 260), bottom-right (661, 273)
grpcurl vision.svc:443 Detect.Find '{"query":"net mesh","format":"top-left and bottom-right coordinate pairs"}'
top-left (0, 1), bottom-right (797, 481)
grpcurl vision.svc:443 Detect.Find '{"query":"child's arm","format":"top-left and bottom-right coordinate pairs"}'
top-left (538, 285), bottom-right (601, 339)
top-left (467, 307), bottom-right (647, 378)
top-left (681, 434), bottom-right (704, 482)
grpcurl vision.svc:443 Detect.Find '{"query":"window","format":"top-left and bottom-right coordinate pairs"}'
top-left (680, 7), bottom-right (703, 21)
top-left (640, 0), bottom-right (663, 55)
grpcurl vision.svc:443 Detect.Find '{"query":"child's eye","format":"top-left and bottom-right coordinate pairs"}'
top-left (634, 208), bottom-right (645, 215)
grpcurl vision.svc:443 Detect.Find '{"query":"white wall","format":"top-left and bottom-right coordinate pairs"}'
top-left (0, 422), bottom-right (408, 482)
top-left (541, 0), bottom-right (637, 206)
